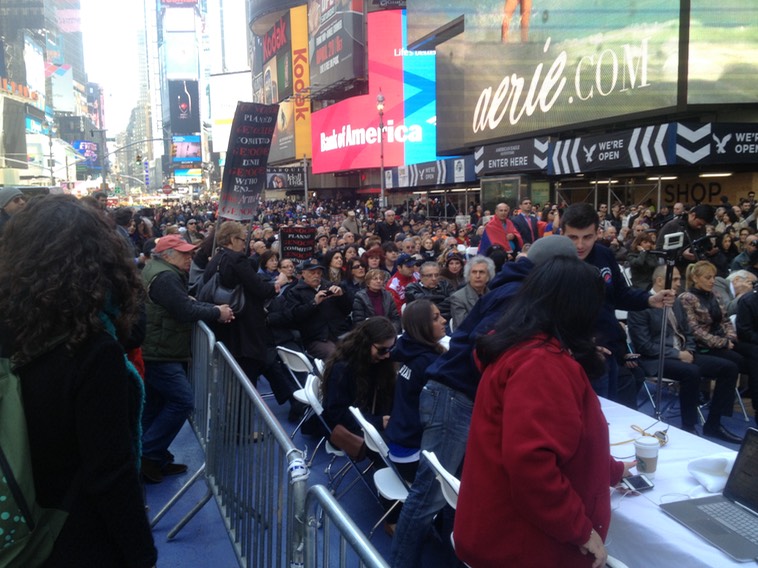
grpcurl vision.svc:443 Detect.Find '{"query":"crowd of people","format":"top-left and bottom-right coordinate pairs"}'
top-left (2, 188), bottom-right (758, 567)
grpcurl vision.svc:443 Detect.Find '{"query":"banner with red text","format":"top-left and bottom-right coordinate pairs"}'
top-left (219, 102), bottom-right (279, 220)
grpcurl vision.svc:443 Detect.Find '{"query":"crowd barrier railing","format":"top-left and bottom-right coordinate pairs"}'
top-left (304, 484), bottom-right (389, 568)
top-left (152, 324), bottom-right (386, 568)
top-left (150, 321), bottom-right (216, 530)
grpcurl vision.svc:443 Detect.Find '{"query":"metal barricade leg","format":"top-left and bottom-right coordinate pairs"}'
top-left (150, 463), bottom-right (207, 528)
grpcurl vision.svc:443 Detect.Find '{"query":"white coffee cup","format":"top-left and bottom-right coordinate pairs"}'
top-left (635, 437), bottom-right (660, 478)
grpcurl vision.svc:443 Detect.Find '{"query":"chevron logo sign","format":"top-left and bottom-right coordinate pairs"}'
top-left (676, 123), bottom-right (711, 164)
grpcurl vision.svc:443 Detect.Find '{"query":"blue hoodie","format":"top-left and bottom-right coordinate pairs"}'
top-left (424, 258), bottom-right (534, 401)
top-left (385, 334), bottom-right (443, 454)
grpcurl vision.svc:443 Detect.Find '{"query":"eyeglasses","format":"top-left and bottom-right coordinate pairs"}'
top-left (747, 241), bottom-right (758, 247)
top-left (351, 264), bottom-right (365, 270)
top-left (373, 343), bottom-right (396, 356)
top-left (187, 221), bottom-right (197, 225)
top-left (232, 236), bottom-right (245, 242)
top-left (421, 273), bottom-right (440, 279)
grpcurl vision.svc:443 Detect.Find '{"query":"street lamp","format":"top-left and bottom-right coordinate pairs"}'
top-left (44, 120), bottom-right (57, 186)
top-left (376, 89), bottom-right (385, 209)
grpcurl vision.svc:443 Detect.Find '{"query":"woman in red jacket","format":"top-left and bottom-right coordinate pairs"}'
top-left (455, 256), bottom-right (633, 568)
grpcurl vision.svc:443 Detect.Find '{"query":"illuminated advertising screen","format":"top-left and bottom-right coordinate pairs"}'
top-left (165, 32), bottom-right (199, 80)
top-left (413, 0), bottom-right (681, 151)
top-left (172, 134), bottom-right (201, 163)
top-left (269, 5), bottom-right (312, 164)
top-left (72, 140), bottom-right (100, 169)
top-left (310, 9), bottom-right (436, 174)
top-left (174, 167), bottom-right (202, 183)
top-left (210, 71), bottom-right (254, 149)
top-left (688, 1), bottom-right (758, 104)
top-left (262, 12), bottom-right (293, 104)
top-left (169, 80), bottom-right (201, 135)
top-left (308, 0), bottom-right (366, 91)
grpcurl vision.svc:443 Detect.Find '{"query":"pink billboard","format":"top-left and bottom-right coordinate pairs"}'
top-left (310, 10), bottom-right (436, 174)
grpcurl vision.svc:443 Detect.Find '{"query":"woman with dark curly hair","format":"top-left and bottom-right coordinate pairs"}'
top-left (0, 195), bottom-right (156, 567)
top-left (321, 317), bottom-right (396, 439)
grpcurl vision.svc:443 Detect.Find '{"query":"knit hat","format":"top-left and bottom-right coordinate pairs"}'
top-left (0, 187), bottom-right (23, 209)
top-left (527, 235), bottom-right (578, 265)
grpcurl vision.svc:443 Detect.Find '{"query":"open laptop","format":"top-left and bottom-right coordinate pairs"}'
top-left (660, 427), bottom-right (758, 562)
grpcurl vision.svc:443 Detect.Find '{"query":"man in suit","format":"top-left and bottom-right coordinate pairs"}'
top-left (511, 196), bottom-right (540, 246)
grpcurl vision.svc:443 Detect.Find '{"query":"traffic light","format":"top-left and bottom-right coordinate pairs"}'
top-left (135, 153), bottom-right (142, 163)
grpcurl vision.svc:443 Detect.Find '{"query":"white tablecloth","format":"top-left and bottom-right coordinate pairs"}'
top-left (600, 398), bottom-right (745, 568)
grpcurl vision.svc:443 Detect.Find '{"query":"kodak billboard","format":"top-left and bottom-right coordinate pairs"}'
top-left (267, 5), bottom-right (312, 164)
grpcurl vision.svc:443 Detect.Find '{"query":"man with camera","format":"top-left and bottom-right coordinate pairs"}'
top-left (283, 259), bottom-right (351, 360)
top-left (656, 204), bottom-right (716, 277)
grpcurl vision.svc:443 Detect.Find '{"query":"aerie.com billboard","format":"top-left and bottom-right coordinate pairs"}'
top-left (409, 0), bottom-right (681, 152)
top-left (311, 9), bottom-right (436, 174)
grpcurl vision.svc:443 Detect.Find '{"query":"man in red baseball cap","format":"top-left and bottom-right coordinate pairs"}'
top-left (140, 233), bottom-right (234, 483)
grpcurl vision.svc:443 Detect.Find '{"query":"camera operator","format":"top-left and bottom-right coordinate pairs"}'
top-left (656, 204), bottom-right (716, 278)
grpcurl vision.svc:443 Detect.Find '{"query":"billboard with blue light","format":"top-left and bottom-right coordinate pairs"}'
top-left (310, 9), bottom-right (438, 174)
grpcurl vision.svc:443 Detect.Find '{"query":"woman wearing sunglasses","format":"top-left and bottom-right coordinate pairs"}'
top-left (320, 317), bottom-right (397, 446)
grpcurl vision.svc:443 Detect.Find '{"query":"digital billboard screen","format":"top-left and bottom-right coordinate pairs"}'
top-left (169, 80), bottom-right (201, 135)
top-left (413, 0), bottom-right (681, 151)
top-left (688, 1), bottom-right (758, 105)
top-left (172, 134), bottom-right (201, 163)
top-left (262, 13), bottom-right (293, 104)
top-left (72, 140), bottom-right (100, 169)
top-left (165, 32), bottom-right (199, 80)
top-left (308, 0), bottom-right (366, 91)
top-left (310, 9), bottom-right (436, 174)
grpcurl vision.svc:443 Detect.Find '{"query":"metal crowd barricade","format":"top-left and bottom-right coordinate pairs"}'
top-left (304, 485), bottom-right (389, 568)
top-left (204, 342), bottom-right (308, 567)
top-left (150, 322), bottom-right (216, 529)
top-left (150, 324), bottom-right (388, 567)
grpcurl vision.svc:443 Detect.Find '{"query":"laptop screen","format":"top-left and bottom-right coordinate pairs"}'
top-left (723, 427), bottom-right (758, 514)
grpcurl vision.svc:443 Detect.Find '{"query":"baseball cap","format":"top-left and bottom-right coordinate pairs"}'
top-left (298, 258), bottom-right (324, 273)
top-left (527, 235), bottom-right (578, 266)
top-left (395, 253), bottom-right (418, 267)
top-left (0, 187), bottom-right (24, 209)
top-left (154, 234), bottom-right (198, 253)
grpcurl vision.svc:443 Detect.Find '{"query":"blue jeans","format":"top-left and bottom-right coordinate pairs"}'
top-left (142, 361), bottom-right (194, 464)
top-left (390, 381), bottom-right (473, 568)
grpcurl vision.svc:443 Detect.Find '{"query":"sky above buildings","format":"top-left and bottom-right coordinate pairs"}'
top-left (80, 0), bottom-right (143, 134)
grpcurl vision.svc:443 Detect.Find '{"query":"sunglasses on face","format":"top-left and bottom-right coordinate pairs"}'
top-left (373, 343), bottom-right (395, 356)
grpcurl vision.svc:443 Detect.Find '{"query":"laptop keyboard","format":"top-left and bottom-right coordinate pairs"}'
top-left (698, 502), bottom-right (758, 545)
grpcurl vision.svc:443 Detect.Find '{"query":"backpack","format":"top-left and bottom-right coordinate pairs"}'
top-left (0, 357), bottom-right (68, 568)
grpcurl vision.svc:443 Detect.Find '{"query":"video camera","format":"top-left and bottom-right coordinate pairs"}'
top-left (690, 234), bottom-right (715, 260)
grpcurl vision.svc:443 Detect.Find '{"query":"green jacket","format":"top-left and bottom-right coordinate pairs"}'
top-left (142, 258), bottom-right (217, 362)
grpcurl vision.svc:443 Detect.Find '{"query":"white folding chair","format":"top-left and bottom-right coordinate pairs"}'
top-left (421, 450), bottom-right (460, 510)
top-left (349, 406), bottom-right (410, 538)
top-left (276, 345), bottom-right (320, 383)
top-left (301, 381), bottom-right (377, 501)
